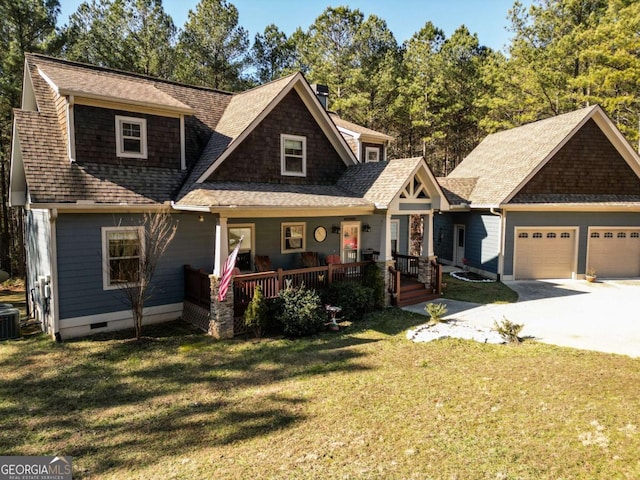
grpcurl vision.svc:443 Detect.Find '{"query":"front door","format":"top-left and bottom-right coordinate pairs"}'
top-left (453, 224), bottom-right (465, 266)
top-left (341, 222), bottom-right (360, 263)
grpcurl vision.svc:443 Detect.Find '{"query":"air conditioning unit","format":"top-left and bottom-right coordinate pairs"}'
top-left (0, 305), bottom-right (20, 340)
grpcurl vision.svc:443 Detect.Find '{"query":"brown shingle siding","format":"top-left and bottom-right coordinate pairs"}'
top-left (74, 105), bottom-right (181, 169)
top-left (514, 119), bottom-right (640, 199)
top-left (206, 90), bottom-right (346, 184)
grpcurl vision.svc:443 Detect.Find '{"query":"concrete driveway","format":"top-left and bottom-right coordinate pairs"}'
top-left (403, 279), bottom-right (640, 358)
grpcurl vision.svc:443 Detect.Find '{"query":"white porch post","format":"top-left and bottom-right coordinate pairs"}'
top-left (378, 213), bottom-right (392, 261)
top-left (424, 212), bottom-right (434, 257)
top-left (213, 216), bottom-right (229, 276)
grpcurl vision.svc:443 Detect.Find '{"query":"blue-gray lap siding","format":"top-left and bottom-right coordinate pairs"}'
top-left (56, 212), bottom-right (214, 321)
top-left (434, 212), bottom-right (500, 273)
top-left (391, 215), bottom-right (411, 255)
top-left (503, 210), bottom-right (640, 277)
top-left (227, 213), bottom-right (399, 269)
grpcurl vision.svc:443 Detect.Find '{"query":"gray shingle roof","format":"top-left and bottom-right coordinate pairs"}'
top-left (336, 157), bottom-right (423, 208)
top-left (437, 177), bottom-right (478, 206)
top-left (447, 106), bottom-right (599, 205)
top-left (38, 62), bottom-right (193, 112)
top-left (178, 182), bottom-right (370, 208)
top-left (329, 112), bottom-right (394, 141)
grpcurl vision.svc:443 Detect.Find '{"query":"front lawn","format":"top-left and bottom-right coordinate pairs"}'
top-left (442, 272), bottom-right (519, 304)
top-left (1, 310), bottom-right (638, 479)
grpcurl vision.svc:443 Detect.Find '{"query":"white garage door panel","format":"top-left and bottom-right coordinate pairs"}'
top-left (588, 229), bottom-right (640, 278)
top-left (515, 229), bottom-right (575, 279)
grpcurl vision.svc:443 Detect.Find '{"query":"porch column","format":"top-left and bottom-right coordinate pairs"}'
top-left (377, 213), bottom-right (393, 261)
top-left (209, 274), bottom-right (235, 339)
top-left (417, 214), bottom-right (437, 287)
top-left (376, 213), bottom-right (394, 307)
top-left (424, 212), bottom-right (434, 257)
top-left (213, 216), bottom-right (228, 276)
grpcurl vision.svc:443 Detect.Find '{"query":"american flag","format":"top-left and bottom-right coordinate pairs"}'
top-left (218, 235), bottom-right (243, 302)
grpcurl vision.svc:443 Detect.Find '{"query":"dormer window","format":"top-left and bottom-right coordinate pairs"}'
top-left (115, 116), bottom-right (147, 159)
top-left (365, 146), bottom-right (380, 162)
top-left (281, 134), bottom-right (306, 176)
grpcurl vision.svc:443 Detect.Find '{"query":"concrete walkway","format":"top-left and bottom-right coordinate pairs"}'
top-left (403, 278), bottom-right (640, 358)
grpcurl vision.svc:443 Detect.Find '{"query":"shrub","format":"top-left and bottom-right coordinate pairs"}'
top-left (493, 317), bottom-right (524, 343)
top-left (425, 302), bottom-right (448, 323)
top-left (277, 284), bottom-right (325, 338)
top-left (243, 285), bottom-right (268, 338)
top-left (364, 263), bottom-right (385, 309)
top-left (322, 281), bottom-right (374, 321)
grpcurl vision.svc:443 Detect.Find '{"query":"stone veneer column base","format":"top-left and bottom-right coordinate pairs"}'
top-left (209, 275), bottom-right (235, 339)
top-left (417, 256), bottom-right (438, 287)
top-left (376, 259), bottom-right (396, 307)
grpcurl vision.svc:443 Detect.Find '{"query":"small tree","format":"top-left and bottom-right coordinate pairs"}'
top-left (243, 285), bottom-right (268, 338)
top-left (113, 212), bottom-right (177, 340)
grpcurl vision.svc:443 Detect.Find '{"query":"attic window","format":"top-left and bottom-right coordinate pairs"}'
top-left (281, 134), bottom-right (306, 177)
top-left (115, 116), bottom-right (147, 159)
top-left (365, 146), bottom-right (380, 162)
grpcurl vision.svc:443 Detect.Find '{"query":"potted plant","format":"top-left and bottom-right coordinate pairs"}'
top-left (586, 268), bottom-right (597, 283)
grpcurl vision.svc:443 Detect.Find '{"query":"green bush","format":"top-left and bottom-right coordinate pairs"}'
top-left (277, 284), bottom-right (325, 338)
top-left (364, 263), bottom-right (385, 309)
top-left (243, 285), bottom-right (268, 338)
top-left (323, 281), bottom-right (374, 321)
top-left (425, 302), bottom-right (448, 323)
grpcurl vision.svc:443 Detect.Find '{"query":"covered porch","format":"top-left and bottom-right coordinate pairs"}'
top-left (183, 252), bottom-right (443, 336)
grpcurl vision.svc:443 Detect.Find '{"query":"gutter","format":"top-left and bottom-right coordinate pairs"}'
top-left (489, 207), bottom-right (505, 280)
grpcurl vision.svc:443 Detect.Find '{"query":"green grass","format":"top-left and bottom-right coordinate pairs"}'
top-left (1, 306), bottom-right (639, 479)
top-left (442, 272), bottom-right (519, 304)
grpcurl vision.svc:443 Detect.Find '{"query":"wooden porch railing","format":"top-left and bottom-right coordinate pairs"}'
top-left (430, 260), bottom-right (443, 294)
top-left (393, 253), bottom-right (420, 277)
top-left (233, 262), bottom-right (372, 316)
top-left (184, 265), bottom-right (211, 309)
top-left (388, 258), bottom-right (443, 306)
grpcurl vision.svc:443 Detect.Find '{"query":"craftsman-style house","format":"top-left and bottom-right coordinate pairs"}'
top-left (10, 54), bottom-right (447, 339)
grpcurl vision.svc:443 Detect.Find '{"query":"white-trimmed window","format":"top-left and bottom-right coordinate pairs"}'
top-left (281, 134), bottom-right (306, 176)
top-left (115, 116), bottom-right (147, 158)
top-left (281, 222), bottom-right (306, 253)
top-left (365, 146), bottom-right (380, 162)
top-left (102, 226), bottom-right (144, 290)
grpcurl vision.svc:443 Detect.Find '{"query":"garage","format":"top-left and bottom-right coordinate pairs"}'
top-left (587, 228), bottom-right (640, 278)
top-left (514, 228), bottom-right (577, 279)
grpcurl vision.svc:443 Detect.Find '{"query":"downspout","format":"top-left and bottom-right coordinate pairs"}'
top-left (49, 208), bottom-right (61, 341)
top-left (489, 207), bottom-right (504, 280)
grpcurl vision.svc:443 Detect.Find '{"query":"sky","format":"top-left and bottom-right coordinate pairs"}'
top-left (57, 0), bottom-right (532, 53)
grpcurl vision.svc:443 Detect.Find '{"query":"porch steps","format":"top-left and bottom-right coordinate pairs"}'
top-left (396, 282), bottom-right (439, 307)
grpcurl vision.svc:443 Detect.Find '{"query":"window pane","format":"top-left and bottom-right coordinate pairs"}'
top-left (285, 156), bottom-right (303, 173)
top-left (109, 258), bottom-right (140, 284)
top-left (123, 138), bottom-right (142, 153)
top-left (284, 139), bottom-right (302, 155)
top-left (123, 123), bottom-right (141, 138)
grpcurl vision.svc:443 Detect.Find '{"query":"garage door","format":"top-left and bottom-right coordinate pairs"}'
top-left (587, 229), bottom-right (640, 278)
top-left (515, 229), bottom-right (576, 279)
